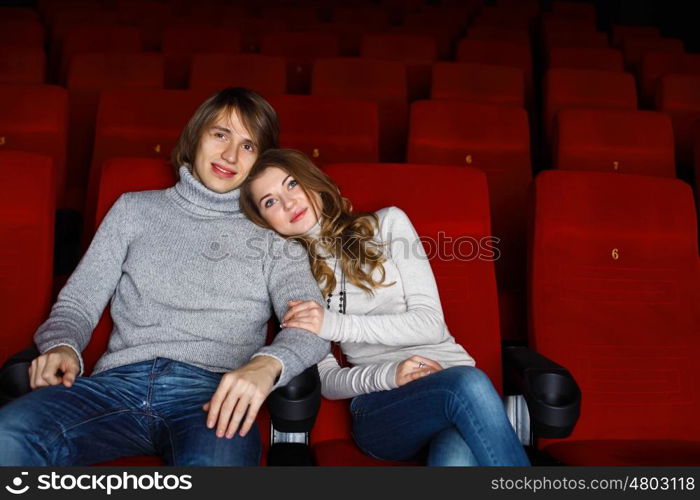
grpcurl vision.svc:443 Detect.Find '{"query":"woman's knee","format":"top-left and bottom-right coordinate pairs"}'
top-left (438, 366), bottom-right (502, 409)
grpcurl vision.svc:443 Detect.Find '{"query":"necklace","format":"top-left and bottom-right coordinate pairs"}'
top-left (325, 258), bottom-right (346, 314)
top-left (326, 258), bottom-right (348, 367)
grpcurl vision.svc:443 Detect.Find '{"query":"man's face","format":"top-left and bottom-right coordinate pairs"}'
top-left (193, 109), bottom-right (258, 193)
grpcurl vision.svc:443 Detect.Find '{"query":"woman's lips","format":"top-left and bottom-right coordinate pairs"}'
top-left (211, 162), bottom-right (235, 178)
top-left (290, 208), bottom-right (307, 223)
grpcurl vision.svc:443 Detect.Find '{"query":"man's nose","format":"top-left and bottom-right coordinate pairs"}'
top-left (221, 142), bottom-right (237, 164)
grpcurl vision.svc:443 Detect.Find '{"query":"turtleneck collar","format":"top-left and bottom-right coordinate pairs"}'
top-left (171, 166), bottom-right (242, 216)
top-left (302, 219), bottom-right (322, 239)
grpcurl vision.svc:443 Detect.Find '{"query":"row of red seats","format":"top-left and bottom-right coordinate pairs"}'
top-left (1, 1), bottom-right (690, 93)
top-left (2, 60), bottom-right (696, 195)
top-left (3, 82), bottom-right (697, 339)
top-left (3, 150), bottom-right (698, 465)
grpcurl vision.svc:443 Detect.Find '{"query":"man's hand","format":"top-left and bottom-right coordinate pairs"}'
top-left (28, 345), bottom-right (80, 389)
top-left (281, 300), bottom-right (324, 335)
top-left (202, 355), bottom-right (282, 439)
top-left (396, 355), bottom-right (442, 387)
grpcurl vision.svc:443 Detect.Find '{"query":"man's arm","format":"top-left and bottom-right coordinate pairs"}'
top-left (204, 233), bottom-right (329, 439)
top-left (32, 194), bottom-right (132, 385)
top-left (252, 234), bottom-right (330, 387)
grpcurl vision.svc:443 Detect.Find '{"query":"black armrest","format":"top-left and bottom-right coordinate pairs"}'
top-left (267, 364), bottom-right (321, 434)
top-left (0, 345), bottom-right (38, 406)
top-left (503, 344), bottom-right (581, 439)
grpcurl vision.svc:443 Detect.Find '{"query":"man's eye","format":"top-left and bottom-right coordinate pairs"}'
top-left (215, 132), bottom-right (225, 139)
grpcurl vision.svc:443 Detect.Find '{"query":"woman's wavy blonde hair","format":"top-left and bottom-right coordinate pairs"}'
top-left (240, 149), bottom-right (394, 297)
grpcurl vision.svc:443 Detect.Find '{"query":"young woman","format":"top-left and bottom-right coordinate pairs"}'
top-left (240, 149), bottom-right (530, 466)
top-left (0, 89), bottom-right (328, 466)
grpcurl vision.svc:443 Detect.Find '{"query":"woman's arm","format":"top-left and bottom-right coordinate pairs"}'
top-left (33, 194), bottom-right (133, 375)
top-left (317, 353), bottom-right (400, 400)
top-left (318, 207), bottom-right (447, 346)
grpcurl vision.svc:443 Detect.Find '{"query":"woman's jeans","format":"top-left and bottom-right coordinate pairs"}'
top-left (0, 358), bottom-right (261, 466)
top-left (350, 366), bottom-right (530, 466)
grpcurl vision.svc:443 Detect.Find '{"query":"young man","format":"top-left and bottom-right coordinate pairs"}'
top-left (0, 88), bottom-right (329, 466)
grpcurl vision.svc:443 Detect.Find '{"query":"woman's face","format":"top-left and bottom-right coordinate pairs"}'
top-left (249, 166), bottom-right (321, 236)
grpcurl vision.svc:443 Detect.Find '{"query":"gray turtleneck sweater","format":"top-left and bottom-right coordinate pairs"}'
top-left (34, 167), bottom-right (329, 388)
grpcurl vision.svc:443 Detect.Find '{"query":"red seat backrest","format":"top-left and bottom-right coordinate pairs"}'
top-left (531, 170), bottom-right (700, 444)
top-left (0, 152), bottom-right (55, 365)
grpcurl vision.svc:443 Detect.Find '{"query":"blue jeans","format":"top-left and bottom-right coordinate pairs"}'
top-left (350, 366), bottom-right (530, 466)
top-left (0, 358), bottom-right (261, 466)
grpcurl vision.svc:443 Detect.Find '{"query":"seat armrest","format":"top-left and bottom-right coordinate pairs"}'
top-left (267, 364), bottom-right (321, 433)
top-left (503, 344), bottom-right (581, 438)
top-left (0, 345), bottom-right (39, 405)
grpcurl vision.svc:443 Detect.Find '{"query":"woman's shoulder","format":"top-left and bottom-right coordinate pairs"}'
top-left (374, 206), bottom-right (415, 239)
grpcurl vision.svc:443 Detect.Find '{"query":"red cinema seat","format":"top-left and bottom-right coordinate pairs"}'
top-left (551, 1), bottom-right (597, 22)
top-left (540, 13), bottom-right (598, 45)
top-left (431, 62), bottom-right (525, 108)
top-left (332, 6), bottom-right (391, 28)
top-left (0, 46), bottom-right (45, 85)
top-left (115, 0), bottom-right (175, 51)
top-left (471, 5), bottom-right (538, 30)
top-left (0, 152), bottom-right (55, 366)
top-left (297, 22), bottom-right (381, 57)
top-left (640, 51), bottom-right (700, 108)
top-left (544, 30), bottom-right (609, 50)
top-left (311, 163), bottom-right (502, 466)
top-left (547, 47), bottom-right (624, 72)
top-left (457, 39), bottom-right (533, 106)
top-left (84, 157), bottom-right (272, 465)
top-left (656, 74), bottom-right (700, 166)
top-left (610, 24), bottom-right (661, 48)
top-left (530, 170), bottom-right (700, 465)
top-left (84, 158), bottom-right (170, 466)
top-left (621, 36), bottom-right (684, 75)
top-left (161, 26), bottom-right (241, 89)
top-left (0, 18), bottom-right (44, 48)
top-left (84, 89), bottom-right (211, 244)
top-left (260, 6), bottom-right (321, 29)
top-left (189, 54), bottom-right (286, 96)
top-left (64, 52), bottom-right (164, 212)
top-left (45, 8), bottom-right (121, 82)
top-left (467, 26), bottom-right (531, 46)
top-left (266, 94), bottom-right (379, 166)
top-left (402, 7), bottom-right (472, 39)
top-left (554, 109), bottom-right (676, 178)
top-left (312, 57), bottom-right (407, 162)
top-left (261, 32), bottom-right (340, 94)
top-left (0, 7), bottom-right (38, 20)
top-left (387, 26), bottom-right (454, 61)
top-left (543, 68), bottom-right (637, 145)
top-left (407, 100), bottom-right (532, 341)
top-left (361, 33), bottom-right (438, 100)
top-left (0, 85), bottom-right (68, 202)
top-left (59, 26), bottom-right (143, 85)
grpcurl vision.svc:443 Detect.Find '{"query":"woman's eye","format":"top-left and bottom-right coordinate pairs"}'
top-left (288, 180), bottom-right (298, 189)
top-left (243, 143), bottom-right (255, 152)
top-left (214, 132), bottom-right (226, 139)
top-left (264, 198), bottom-right (275, 208)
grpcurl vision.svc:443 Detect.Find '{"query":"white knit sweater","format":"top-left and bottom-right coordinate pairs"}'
top-left (315, 207), bottom-right (475, 400)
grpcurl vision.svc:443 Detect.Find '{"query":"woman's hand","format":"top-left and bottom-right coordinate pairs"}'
top-left (281, 300), bottom-right (325, 335)
top-left (396, 355), bottom-right (443, 387)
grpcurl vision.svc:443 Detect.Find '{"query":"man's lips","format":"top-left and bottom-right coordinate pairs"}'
top-left (211, 162), bottom-right (236, 178)
top-left (290, 208), bottom-right (307, 223)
